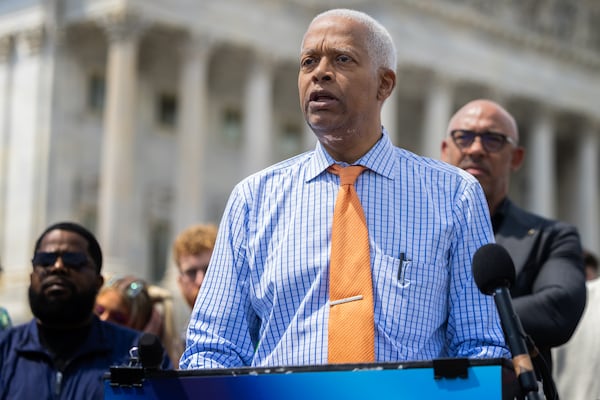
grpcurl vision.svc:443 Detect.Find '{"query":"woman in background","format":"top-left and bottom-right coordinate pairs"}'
top-left (95, 275), bottom-right (178, 365)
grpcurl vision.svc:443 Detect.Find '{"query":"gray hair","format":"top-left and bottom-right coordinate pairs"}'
top-left (304, 8), bottom-right (397, 72)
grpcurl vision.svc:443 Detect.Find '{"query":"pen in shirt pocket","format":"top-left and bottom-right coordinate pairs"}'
top-left (397, 252), bottom-right (411, 286)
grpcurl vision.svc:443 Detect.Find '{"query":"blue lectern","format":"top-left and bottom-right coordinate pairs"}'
top-left (104, 358), bottom-right (518, 400)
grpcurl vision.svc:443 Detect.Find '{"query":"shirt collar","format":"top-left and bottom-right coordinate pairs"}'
top-left (305, 126), bottom-right (396, 182)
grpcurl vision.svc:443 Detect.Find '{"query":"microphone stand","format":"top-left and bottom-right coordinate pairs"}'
top-left (525, 335), bottom-right (559, 400)
top-left (493, 287), bottom-right (542, 400)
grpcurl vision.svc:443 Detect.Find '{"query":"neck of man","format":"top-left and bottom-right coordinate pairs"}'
top-left (319, 128), bottom-right (383, 164)
top-left (37, 315), bottom-right (93, 359)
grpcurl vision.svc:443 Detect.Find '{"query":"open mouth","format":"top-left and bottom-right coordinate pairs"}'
top-left (309, 90), bottom-right (337, 104)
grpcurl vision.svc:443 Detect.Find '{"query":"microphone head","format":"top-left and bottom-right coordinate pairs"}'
top-left (138, 333), bottom-right (164, 370)
top-left (472, 243), bottom-right (516, 295)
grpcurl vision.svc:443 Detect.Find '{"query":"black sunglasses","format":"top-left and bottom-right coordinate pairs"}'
top-left (450, 129), bottom-right (516, 153)
top-left (32, 251), bottom-right (90, 270)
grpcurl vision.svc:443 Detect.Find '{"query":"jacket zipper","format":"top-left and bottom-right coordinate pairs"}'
top-left (55, 371), bottom-right (63, 397)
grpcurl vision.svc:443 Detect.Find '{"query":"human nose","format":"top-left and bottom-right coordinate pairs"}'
top-left (463, 136), bottom-right (486, 155)
top-left (49, 255), bottom-right (68, 272)
top-left (312, 58), bottom-right (333, 83)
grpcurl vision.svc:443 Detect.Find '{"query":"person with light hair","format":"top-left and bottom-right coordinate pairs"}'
top-left (172, 223), bottom-right (218, 309)
top-left (95, 275), bottom-right (178, 365)
top-left (180, 8), bottom-right (508, 369)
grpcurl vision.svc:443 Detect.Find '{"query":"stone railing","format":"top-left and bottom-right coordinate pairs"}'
top-left (443, 0), bottom-right (600, 54)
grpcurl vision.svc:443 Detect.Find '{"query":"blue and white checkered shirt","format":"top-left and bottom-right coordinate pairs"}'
top-left (180, 130), bottom-right (509, 369)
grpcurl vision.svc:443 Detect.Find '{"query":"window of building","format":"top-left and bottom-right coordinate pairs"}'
top-left (156, 93), bottom-right (178, 128)
top-left (149, 220), bottom-right (170, 282)
top-left (87, 74), bottom-right (105, 112)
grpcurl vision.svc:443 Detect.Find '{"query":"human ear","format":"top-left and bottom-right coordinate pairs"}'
top-left (440, 140), bottom-right (450, 162)
top-left (377, 68), bottom-right (396, 101)
top-left (510, 147), bottom-right (525, 172)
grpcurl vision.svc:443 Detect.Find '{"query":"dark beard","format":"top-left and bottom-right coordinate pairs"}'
top-left (28, 284), bottom-right (97, 326)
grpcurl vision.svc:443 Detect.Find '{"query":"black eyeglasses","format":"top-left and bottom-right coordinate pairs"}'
top-left (450, 129), bottom-right (516, 153)
top-left (32, 251), bottom-right (90, 270)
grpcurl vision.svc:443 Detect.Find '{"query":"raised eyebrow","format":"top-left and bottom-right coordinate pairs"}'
top-left (301, 46), bottom-right (356, 57)
top-left (335, 47), bottom-right (355, 55)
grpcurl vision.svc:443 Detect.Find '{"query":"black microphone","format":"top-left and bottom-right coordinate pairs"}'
top-left (472, 243), bottom-right (542, 400)
top-left (138, 333), bottom-right (164, 370)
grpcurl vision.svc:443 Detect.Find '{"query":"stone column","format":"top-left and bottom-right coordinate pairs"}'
top-left (172, 34), bottom-right (213, 234)
top-left (0, 36), bottom-right (12, 268)
top-left (1, 27), bottom-right (46, 322)
top-left (39, 14), bottom-right (68, 228)
top-left (97, 11), bottom-right (144, 275)
top-left (3, 27), bottom-right (45, 266)
top-left (422, 75), bottom-right (453, 159)
top-left (526, 107), bottom-right (556, 218)
top-left (575, 122), bottom-right (600, 252)
top-left (243, 51), bottom-right (274, 174)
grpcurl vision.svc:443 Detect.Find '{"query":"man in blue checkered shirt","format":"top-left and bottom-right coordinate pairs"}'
top-left (180, 8), bottom-right (509, 369)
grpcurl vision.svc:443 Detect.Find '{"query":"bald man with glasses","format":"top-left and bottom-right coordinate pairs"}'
top-left (441, 99), bottom-right (587, 381)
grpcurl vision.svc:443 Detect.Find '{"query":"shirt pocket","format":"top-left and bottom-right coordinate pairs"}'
top-left (374, 250), bottom-right (449, 341)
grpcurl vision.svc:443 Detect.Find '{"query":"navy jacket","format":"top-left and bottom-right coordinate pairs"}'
top-left (494, 198), bottom-right (587, 372)
top-left (0, 315), bottom-right (171, 399)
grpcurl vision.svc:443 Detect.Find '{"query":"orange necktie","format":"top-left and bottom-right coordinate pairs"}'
top-left (327, 164), bottom-right (375, 363)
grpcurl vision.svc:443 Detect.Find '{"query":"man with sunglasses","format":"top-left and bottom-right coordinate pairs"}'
top-left (0, 221), bottom-right (171, 399)
top-left (441, 99), bottom-right (586, 378)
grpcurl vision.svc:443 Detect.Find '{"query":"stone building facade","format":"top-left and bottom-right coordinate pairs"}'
top-left (0, 0), bottom-right (599, 323)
